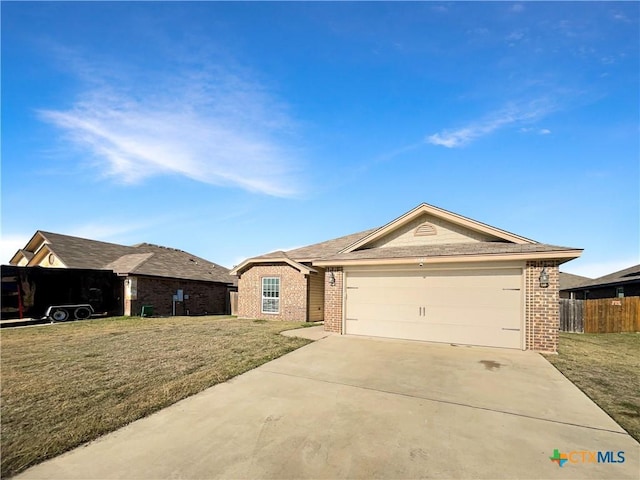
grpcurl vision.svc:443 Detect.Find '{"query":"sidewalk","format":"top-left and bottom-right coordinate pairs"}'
top-left (280, 324), bottom-right (334, 341)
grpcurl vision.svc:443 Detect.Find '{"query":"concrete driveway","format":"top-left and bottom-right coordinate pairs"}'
top-left (17, 335), bottom-right (639, 479)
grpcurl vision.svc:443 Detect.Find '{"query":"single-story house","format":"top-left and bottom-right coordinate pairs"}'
top-left (9, 231), bottom-right (235, 316)
top-left (231, 203), bottom-right (582, 352)
top-left (558, 272), bottom-right (591, 299)
top-left (561, 264), bottom-right (640, 300)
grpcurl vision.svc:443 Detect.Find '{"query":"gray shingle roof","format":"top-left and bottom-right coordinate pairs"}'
top-left (36, 231), bottom-right (234, 284)
top-left (252, 229), bottom-right (377, 262)
top-left (236, 205), bottom-right (582, 270)
top-left (565, 264), bottom-right (640, 290)
top-left (318, 242), bottom-right (579, 262)
top-left (104, 253), bottom-right (155, 274)
top-left (19, 250), bottom-right (34, 260)
top-left (39, 232), bottom-right (132, 269)
top-left (559, 272), bottom-right (592, 290)
top-left (127, 244), bottom-right (235, 284)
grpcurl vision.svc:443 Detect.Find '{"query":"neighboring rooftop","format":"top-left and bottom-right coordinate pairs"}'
top-left (564, 264), bottom-right (640, 290)
top-left (559, 272), bottom-right (592, 291)
top-left (10, 231), bottom-right (234, 284)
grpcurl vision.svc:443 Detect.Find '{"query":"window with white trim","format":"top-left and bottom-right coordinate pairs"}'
top-left (262, 277), bottom-right (280, 313)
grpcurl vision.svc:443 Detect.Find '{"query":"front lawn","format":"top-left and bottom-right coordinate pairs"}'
top-left (547, 333), bottom-right (640, 442)
top-left (0, 316), bottom-right (311, 478)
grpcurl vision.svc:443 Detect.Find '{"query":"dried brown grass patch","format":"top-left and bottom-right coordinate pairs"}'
top-left (547, 333), bottom-right (640, 442)
top-left (1, 316), bottom-right (310, 477)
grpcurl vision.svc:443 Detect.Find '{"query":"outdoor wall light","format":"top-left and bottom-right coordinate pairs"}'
top-left (328, 272), bottom-right (336, 286)
top-left (539, 267), bottom-right (550, 288)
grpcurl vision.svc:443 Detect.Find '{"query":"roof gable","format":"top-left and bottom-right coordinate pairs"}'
top-left (230, 251), bottom-right (315, 276)
top-left (363, 212), bottom-right (501, 250)
top-left (29, 244), bottom-right (68, 268)
top-left (341, 203), bottom-right (535, 254)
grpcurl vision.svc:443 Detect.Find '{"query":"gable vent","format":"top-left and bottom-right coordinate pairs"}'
top-left (414, 223), bottom-right (437, 236)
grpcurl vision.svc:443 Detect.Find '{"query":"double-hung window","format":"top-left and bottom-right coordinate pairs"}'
top-left (262, 277), bottom-right (280, 314)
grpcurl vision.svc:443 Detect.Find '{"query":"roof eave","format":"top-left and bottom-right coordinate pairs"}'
top-left (313, 249), bottom-right (583, 267)
top-left (230, 257), bottom-right (315, 276)
top-left (9, 250), bottom-right (25, 265)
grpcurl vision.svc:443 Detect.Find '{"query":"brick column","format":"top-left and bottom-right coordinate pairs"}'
top-left (324, 267), bottom-right (343, 333)
top-left (525, 260), bottom-right (560, 353)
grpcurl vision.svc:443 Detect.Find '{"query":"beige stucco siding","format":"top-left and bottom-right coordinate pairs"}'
top-left (368, 213), bottom-right (497, 249)
top-left (30, 248), bottom-right (66, 268)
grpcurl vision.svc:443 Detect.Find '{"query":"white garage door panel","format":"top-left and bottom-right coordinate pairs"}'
top-left (346, 318), bottom-right (521, 348)
top-left (345, 268), bottom-right (523, 349)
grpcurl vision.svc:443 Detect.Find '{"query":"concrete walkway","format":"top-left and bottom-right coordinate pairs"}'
top-left (16, 335), bottom-right (639, 479)
top-left (280, 324), bottom-right (333, 341)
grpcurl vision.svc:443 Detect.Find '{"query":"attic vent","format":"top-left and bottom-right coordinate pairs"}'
top-left (414, 223), bottom-right (437, 237)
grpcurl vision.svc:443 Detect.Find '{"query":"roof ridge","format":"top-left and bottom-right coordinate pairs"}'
top-left (38, 231), bottom-right (135, 250)
top-left (135, 242), bottom-right (185, 252)
top-left (125, 252), bottom-right (155, 274)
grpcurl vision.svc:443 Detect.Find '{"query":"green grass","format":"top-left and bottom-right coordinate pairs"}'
top-left (0, 316), bottom-right (311, 478)
top-left (547, 333), bottom-right (640, 442)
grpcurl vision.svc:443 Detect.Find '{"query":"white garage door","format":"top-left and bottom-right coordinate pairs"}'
top-left (344, 268), bottom-right (523, 349)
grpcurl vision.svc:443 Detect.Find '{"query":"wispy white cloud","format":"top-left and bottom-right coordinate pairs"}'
top-left (426, 99), bottom-right (556, 148)
top-left (0, 234), bottom-right (31, 263)
top-left (611, 11), bottom-right (631, 23)
top-left (520, 127), bottom-right (552, 135)
top-left (40, 60), bottom-right (302, 197)
top-left (506, 30), bottom-right (526, 42)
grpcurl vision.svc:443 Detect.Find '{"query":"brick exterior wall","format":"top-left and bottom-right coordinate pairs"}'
top-left (237, 264), bottom-right (308, 321)
top-left (125, 275), bottom-right (228, 317)
top-left (324, 267), bottom-right (343, 333)
top-left (525, 261), bottom-right (560, 353)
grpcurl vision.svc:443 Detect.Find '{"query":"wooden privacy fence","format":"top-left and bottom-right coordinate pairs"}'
top-left (559, 297), bottom-right (640, 333)
top-left (560, 299), bottom-right (584, 332)
top-left (584, 297), bottom-right (640, 333)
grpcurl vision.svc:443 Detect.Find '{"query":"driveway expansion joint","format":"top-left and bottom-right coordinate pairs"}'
top-left (260, 369), bottom-right (630, 437)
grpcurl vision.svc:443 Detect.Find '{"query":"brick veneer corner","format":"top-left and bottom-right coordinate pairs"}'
top-left (324, 267), bottom-right (343, 333)
top-left (525, 260), bottom-right (560, 353)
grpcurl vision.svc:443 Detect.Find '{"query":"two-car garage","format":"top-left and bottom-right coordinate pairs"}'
top-left (344, 266), bottom-right (524, 349)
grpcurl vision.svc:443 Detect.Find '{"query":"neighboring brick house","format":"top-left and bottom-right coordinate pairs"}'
top-left (561, 264), bottom-right (640, 300)
top-left (231, 203), bottom-right (582, 352)
top-left (9, 231), bottom-right (235, 317)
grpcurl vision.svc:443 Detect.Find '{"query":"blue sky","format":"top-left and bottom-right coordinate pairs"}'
top-left (2, 1), bottom-right (638, 278)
